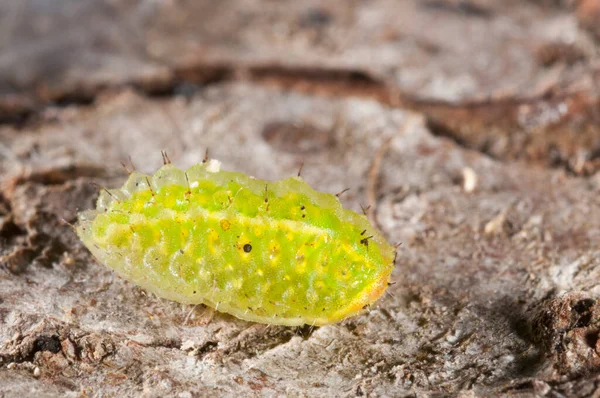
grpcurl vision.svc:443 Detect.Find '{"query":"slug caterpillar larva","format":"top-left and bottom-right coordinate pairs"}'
top-left (76, 159), bottom-right (395, 326)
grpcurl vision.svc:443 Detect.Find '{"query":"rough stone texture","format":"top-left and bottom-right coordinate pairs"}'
top-left (0, 1), bottom-right (599, 397)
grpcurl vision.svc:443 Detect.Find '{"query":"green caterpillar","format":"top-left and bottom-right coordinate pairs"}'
top-left (76, 159), bottom-right (395, 326)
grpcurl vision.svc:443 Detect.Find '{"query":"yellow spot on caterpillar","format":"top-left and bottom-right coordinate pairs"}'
top-left (220, 219), bottom-right (231, 231)
top-left (208, 230), bottom-right (220, 254)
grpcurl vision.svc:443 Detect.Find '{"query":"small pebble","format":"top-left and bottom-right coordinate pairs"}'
top-left (462, 167), bottom-right (478, 193)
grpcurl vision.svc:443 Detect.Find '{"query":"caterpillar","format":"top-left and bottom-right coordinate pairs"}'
top-left (76, 157), bottom-right (395, 326)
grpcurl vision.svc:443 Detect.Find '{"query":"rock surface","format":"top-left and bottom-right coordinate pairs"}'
top-left (0, 1), bottom-right (599, 396)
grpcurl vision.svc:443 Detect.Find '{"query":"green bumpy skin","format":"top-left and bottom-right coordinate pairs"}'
top-left (76, 160), bottom-right (395, 326)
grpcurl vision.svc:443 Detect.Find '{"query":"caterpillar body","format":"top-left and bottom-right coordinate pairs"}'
top-left (76, 159), bottom-right (395, 326)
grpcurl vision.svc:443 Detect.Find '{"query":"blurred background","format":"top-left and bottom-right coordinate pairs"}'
top-left (1, 0), bottom-right (599, 174)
